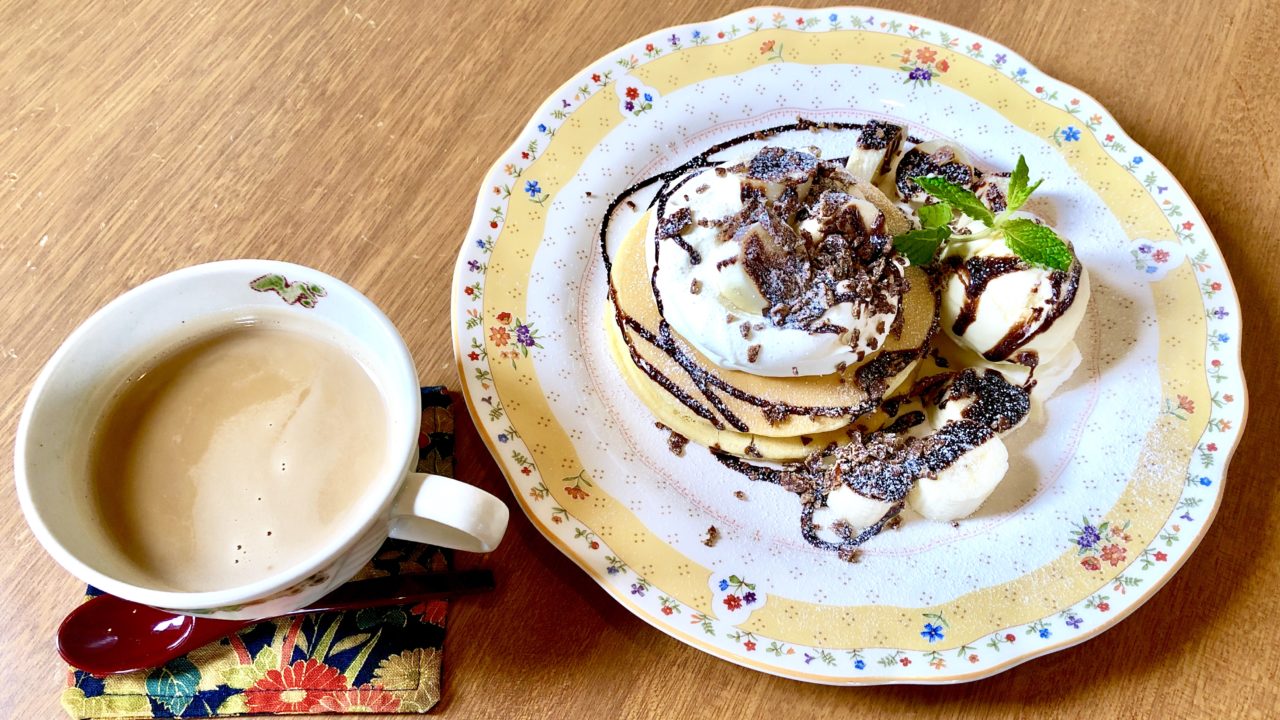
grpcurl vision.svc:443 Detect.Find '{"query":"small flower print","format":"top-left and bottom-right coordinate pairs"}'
top-left (489, 326), bottom-right (510, 346)
top-left (1210, 281), bottom-right (1222, 291)
top-left (969, 653), bottom-right (980, 663)
top-left (1004, 634), bottom-right (1016, 643)
top-left (1133, 156), bottom-right (1144, 165)
top-left (536, 123), bottom-right (547, 133)
top-left (854, 659), bottom-right (866, 670)
top-left (1038, 628), bottom-right (1052, 639)
top-left (1152, 249), bottom-right (1170, 263)
top-left (744, 640), bottom-right (757, 651)
top-left (496, 433), bottom-right (508, 443)
top-left (1066, 615), bottom-right (1082, 629)
top-left (828, 12), bottom-right (838, 21)
top-left (565, 486), bottom-right (587, 500)
top-left (1224, 392), bottom-right (1234, 401)
top-left (464, 286), bottom-right (475, 296)
top-left (899, 657), bottom-right (911, 667)
top-left (921, 623), bottom-right (945, 642)
top-left (515, 324), bottom-right (536, 347)
top-left (742, 591), bottom-right (757, 605)
top-left (667, 33), bottom-right (679, 46)
top-left (1207, 442), bottom-right (1218, 452)
top-left (1178, 394), bottom-right (1196, 414)
top-left (519, 466), bottom-right (532, 476)
top-left (643, 92), bottom-right (652, 102)
top-left (718, 579), bottom-right (730, 591)
top-left (496, 311), bottom-right (512, 324)
top-left (1212, 306), bottom-right (1230, 319)
top-left (760, 39), bottom-right (775, 53)
top-left (520, 151), bottom-right (529, 160)
top-left (644, 43), bottom-right (654, 52)
top-left (972, 42), bottom-right (982, 50)
top-left (1183, 221), bottom-right (1195, 230)
top-left (1097, 602), bottom-right (1110, 612)
top-left (1076, 524), bottom-right (1101, 549)
top-left (937, 59), bottom-right (949, 72)
top-left (661, 606), bottom-right (673, 616)
top-left (1081, 556), bottom-right (1101, 571)
top-left (1062, 126), bottom-right (1081, 142)
top-left (630, 583), bottom-right (646, 597)
top-left (1199, 476), bottom-right (1212, 486)
top-left (723, 594), bottom-right (743, 611)
top-left (467, 351), bottom-right (480, 361)
top-left (523, 179), bottom-right (541, 197)
top-left (625, 86), bottom-right (639, 100)
top-left (1155, 551), bottom-right (1168, 561)
top-left (916, 47), bottom-right (937, 63)
top-left (1015, 67), bottom-right (1026, 76)
top-left (624, 100), bottom-right (634, 111)
top-left (995, 53), bottom-right (1007, 64)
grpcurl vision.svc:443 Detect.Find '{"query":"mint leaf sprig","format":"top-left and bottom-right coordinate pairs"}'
top-left (890, 155), bottom-right (1074, 271)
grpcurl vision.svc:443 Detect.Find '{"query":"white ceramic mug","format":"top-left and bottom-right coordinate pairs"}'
top-left (15, 260), bottom-right (508, 619)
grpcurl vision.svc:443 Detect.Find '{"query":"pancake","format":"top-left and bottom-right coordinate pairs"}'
top-left (607, 213), bottom-right (938, 440)
top-left (603, 305), bottom-right (853, 461)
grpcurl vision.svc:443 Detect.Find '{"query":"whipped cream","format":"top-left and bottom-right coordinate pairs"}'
top-left (645, 149), bottom-right (905, 377)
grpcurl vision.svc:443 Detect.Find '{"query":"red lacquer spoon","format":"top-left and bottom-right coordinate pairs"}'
top-left (58, 569), bottom-right (494, 675)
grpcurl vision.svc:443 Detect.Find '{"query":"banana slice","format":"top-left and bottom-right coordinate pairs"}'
top-left (845, 120), bottom-right (906, 184)
top-left (825, 485), bottom-right (896, 530)
top-left (885, 141), bottom-right (982, 204)
top-left (907, 434), bottom-right (1010, 520)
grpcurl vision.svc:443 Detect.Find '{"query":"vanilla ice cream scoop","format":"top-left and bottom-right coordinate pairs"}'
top-left (939, 218), bottom-right (1090, 366)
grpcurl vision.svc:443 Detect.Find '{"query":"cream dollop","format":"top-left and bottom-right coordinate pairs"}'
top-left (646, 151), bottom-right (905, 377)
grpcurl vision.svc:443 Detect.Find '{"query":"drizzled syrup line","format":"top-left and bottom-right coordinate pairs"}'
top-left (711, 450), bottom-right (902, 555)
top-left (604, 120), bottom-right (924, 430)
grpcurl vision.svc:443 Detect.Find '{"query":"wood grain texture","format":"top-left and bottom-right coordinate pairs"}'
top-left (1, 1), bottom-right (1275, 717)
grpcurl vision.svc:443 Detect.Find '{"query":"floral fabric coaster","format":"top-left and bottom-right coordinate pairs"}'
top-left (62, 387), bottom-right (458, 719)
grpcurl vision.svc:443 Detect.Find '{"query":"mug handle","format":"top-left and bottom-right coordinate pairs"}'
top-left (388, 474), bottom-right (509, 552)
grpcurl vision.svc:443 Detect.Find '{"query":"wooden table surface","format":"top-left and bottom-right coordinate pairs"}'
top-left (1, 1), bottom-right (1275, 717)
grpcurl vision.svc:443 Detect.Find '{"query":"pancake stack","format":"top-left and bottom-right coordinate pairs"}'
top-left (603, 126), bottom-right (940, 461)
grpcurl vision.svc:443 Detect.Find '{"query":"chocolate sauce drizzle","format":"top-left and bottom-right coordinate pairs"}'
top-left (711, 368), bottom-right (1029, 555)
top-left (600, 119), bottom-right (932, 432)
top-left (599, 120), bottom-right (1044, 556)
top-left (945, 253), bottom-right (1083, 363)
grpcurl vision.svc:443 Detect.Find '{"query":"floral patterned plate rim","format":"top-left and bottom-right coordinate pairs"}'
top-left (450, 6), bottom-right (1246, 684)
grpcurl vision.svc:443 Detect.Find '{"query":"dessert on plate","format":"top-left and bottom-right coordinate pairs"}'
top-left (601, 118), bottom-right (1090, 556)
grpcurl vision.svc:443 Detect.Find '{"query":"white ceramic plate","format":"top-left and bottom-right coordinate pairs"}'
top-left (451, 6), bottom-right (1245, 683)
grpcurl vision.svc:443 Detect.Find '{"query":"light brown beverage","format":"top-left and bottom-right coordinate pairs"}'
top-left (89, 319), bottom-right (388, 592)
